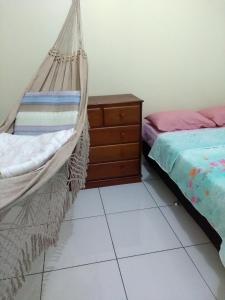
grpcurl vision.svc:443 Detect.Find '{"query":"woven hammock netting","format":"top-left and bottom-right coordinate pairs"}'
top-left (0, 1), bottom-right (89, 299)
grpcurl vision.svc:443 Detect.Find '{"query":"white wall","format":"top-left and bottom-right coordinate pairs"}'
top-left (1, 0), bottom-right (225, 122)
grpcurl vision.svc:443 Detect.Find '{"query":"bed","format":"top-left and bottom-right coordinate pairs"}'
top-left (142, 120), bottom-right (224, 266)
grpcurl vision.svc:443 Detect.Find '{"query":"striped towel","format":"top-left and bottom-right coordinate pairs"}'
top-left (14, 91), bottom-right (80, 135)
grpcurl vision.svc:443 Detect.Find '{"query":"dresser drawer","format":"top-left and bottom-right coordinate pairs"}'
top-left (90, 125), bottom-right (140, 146)
top-left (104, 105), bottom-right (140, 126)
top-left (87, 159), bottom-right (140, 181)
top-left (89, 143), bottom-right (139, 163)
top-left (88, 108), bottom-right (103, 128)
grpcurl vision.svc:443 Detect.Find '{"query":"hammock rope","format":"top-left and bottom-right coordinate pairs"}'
top-left (0, 1), bottom-right (89, 299)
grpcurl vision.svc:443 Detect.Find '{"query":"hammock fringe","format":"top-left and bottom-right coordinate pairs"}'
top-left (0, 121), bottom-right (90, 300)
top-left (0, 1), bottom-right (89, 298)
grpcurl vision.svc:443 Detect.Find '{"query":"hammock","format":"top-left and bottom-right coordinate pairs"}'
top-left (0, 1), bottom-right (89, 299)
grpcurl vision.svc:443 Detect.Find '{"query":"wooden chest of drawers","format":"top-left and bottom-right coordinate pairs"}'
top-left (86, 94), bottom-right (143, 188)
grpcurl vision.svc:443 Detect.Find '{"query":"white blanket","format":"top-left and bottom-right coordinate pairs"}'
top-left (0, 129), bottom-right (74, 178)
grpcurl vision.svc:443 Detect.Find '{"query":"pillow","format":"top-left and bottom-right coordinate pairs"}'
top-left (145, 110), bottom-right (216, 132)
top-left (199, 106), bottom-right (225, 127)
top-left (14, 91), bottom-right (80, 135)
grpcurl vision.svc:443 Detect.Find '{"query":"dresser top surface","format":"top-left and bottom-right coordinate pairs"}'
top-left (88, 94), bottom-right (143, 107)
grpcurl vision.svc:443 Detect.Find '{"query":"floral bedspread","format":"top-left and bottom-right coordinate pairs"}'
top-left (149, 128), bottom-right (225, 266)
top-left (150, 127), bottom-right (225, 173)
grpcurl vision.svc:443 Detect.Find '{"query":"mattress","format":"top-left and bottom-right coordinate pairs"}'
top-left (142, 120), bottom-right (162, 147)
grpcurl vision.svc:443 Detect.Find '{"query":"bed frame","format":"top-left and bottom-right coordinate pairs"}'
top-left (142, 141), bottom-right (222, 251)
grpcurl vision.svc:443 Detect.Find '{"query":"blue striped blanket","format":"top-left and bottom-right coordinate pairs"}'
top-left (14, 91), bottom-right (80, 135)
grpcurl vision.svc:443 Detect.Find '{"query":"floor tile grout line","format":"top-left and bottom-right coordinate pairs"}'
top-left (106, 206), bottom-right (158, 216)
top-left (183, 247), bottom-right (217, 300)
top-left (116, 242), bottom-right (211, 261)
top-left (118, 246), bottom-right (184, 260)
top-left (63, 213), bottom-right (105, 223)
top-left (16, 244), bottom-right (211, 278)
top-left (1, 252), bottom-right (45, 281)
top-left (143, 178), bottom-right (210, 247)
top-left (1, 270), bottom-right (43, 281)
top-left (0, 200), bottom-right (194, 233)
top-left (142, 180), bottom-right (159, 206)
top-left (143, 173), bottom-right (217, 298)
top-left (21, 177), bottom-right (214, 299)
top-left (142, 180), bottom-right (162, 206)
top-left (3, 206), bottom-right (175, 231)
top-left (40, 251), bottom-right (46, 300)
top-left (98, 188), bottom-right (129, 300)
top-left (159, 206), bottom-right (216, 298)
top-left (1, 243), bottom-right (212, 282)
top-left (118, 171), bottom-right (215, 297)
top-left (143, 177), bottom-right (189, 247)
top-left (159, 206), bottom-right (188, 247)
top-left (63, 206), bottom-right (175, 221)
top-left (41, 258), bottom-right (117, 275)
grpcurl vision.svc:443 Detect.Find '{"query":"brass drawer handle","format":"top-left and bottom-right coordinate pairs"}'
top-left (120, 132), bottom-right (126, 138)
top-left (120, 164), bottom-right (125, 169)
top-left (119, 112), bottom-right (125, 119)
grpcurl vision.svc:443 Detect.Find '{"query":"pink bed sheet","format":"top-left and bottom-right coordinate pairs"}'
top-left (142, 120), bottom-right (162, 147)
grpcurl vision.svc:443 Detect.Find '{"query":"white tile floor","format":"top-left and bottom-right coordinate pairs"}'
top-left (12, 161), bottom-right (225, 300)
